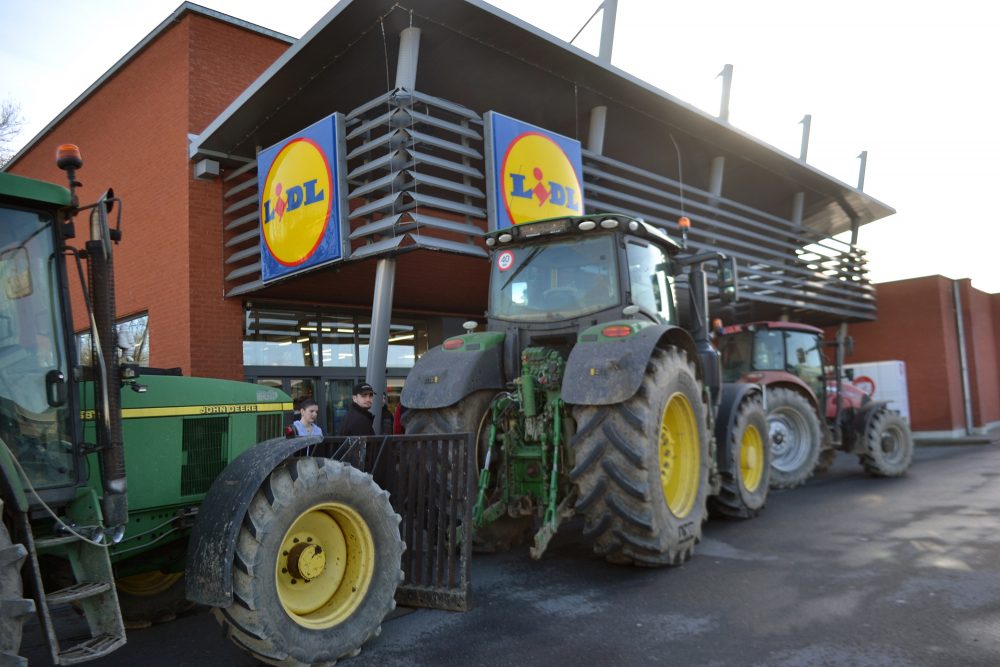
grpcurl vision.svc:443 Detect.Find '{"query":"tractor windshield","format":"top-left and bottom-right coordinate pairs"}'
top-left (0, 204), bottom-right (75, 488)
top-left (489, 234), bottom-right (619, 321)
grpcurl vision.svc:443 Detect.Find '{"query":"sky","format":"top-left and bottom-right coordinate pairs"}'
top-left (1, 0), bottom-right (997, 292)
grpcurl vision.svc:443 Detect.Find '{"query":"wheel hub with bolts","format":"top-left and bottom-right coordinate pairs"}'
top-left (285, 542), bottom-right (326, 582)
top-left (275, 502), bottom-right (375, 628)
top-left (770, 420), bottom-right (790, 456)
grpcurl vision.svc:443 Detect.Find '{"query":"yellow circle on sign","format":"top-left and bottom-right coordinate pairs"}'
top-left (261, 138), bottom-right (333, 266)
top-left (501, 132), bottom-right (583, 225)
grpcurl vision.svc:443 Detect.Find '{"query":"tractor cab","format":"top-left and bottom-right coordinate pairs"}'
top-left (484, 214), bottom-right (684, 372)
top-left (720, 322), bottom-right (827, 398)
top-left (486, 214), bottom-right (681, 324)
top-left (0, 173), bottom-right (81, 499)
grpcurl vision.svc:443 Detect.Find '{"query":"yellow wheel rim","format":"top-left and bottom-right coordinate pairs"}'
top-left (275, 502), bottom-right (374, 629)
top-left (116, 571), bottom-right (183, 596)
top-left (659, 391), bottom-right (700, 518)
top-left (740, 424), bottom-right (765, 493)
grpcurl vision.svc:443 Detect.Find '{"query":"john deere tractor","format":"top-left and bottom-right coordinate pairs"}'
top-left (718, 321), bottom-right (914, 488)
top-left (0, 148), bottom-right (403, 666)
top-left (402, 214), bottom-right (769, 566)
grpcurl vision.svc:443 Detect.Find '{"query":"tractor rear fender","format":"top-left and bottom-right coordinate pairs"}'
top-left (401, 332), bottom-right (506, 410)
top-left (0, 438), bottom-right (29, 512)
top-left (715, 383), bottom-right (763, 446)
top-left (562, 323), bottom-right (698, 406)
top-left (843, 400), bottom-right (891, 452)
top-left (185, 435), bottom-right (323, 607)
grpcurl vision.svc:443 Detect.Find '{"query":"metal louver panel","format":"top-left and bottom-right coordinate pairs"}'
top-left (221, 159), bottom-right (263, 296)
top-left (581, 149), bottom-right (874, 322)
top-left (218, 87), bottom-right (874, 322)
top-left (344, 88), bottom-right (488, 260)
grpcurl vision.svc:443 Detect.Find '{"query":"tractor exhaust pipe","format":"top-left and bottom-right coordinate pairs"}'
top-left (86, 232), bottom-right (128, 537)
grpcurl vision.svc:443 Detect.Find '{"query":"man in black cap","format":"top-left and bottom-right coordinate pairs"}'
top-left (338, 381), bottom-right (376, 436)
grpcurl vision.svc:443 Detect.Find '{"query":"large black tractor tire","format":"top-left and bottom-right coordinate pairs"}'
top-left (213, 457), bottom-right (404, 667)
top-left (766, 387), bottom-right (823, 490)
top-left (116, 571), bottom-right (197, 629)
top-left (403, 390), bottom-right (532, 553)
top-left (570, 346), bottom-right (710, 567)
top-left (0, 520), bottom-right (33, 666)
top-left (858, 409), bottom-right (914, 477)
top-left (709, 393), bottom-right (770, 519)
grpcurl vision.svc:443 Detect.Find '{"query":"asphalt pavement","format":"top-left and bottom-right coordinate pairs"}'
top-left (21, 442), bottom-right (1000, 666)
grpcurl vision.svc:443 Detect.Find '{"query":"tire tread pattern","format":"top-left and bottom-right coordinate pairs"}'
top-left (708, 394), bottom-right (770, 519)
top-left (213, 457), bottom-right (404, 667)
top-left (858, 408), bottom-right (914, 477)
top-left (570, 346), bottom-right (710, 567)
top-left (0, 522), bottom-right (32, 666)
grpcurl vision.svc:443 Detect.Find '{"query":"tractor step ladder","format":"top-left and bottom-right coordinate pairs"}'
top-left (20, 514), bottom-right (126, 665)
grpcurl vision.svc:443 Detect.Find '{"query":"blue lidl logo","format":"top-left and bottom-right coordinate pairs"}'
top-left (257, 114), bottom-right (344, 282)
top-left (487, 112), bottom-right (584, 229)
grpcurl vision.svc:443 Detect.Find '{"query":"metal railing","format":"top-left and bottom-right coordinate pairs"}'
top-left (322, 432), bottom-right (474, 612)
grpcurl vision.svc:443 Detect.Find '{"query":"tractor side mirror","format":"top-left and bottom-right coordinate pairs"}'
top-left (845, 368), bottom-right (855, 381)
top-left (717, 255), bottom-right (739, 304)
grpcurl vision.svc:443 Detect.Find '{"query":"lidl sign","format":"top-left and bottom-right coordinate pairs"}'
top-left (258, 114), bottom-right (346, 282)
top-left (485, 112), bottom-right (585, 230)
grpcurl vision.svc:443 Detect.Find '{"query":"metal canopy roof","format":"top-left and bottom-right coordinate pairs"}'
top-left (190, 0), bottom-right (894, 239)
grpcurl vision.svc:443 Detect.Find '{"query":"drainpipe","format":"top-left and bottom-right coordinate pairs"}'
top-left (952, 280), bottom-right (974, 435)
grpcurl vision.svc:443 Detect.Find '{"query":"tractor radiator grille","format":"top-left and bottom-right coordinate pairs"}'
top-left (256, 413), bottom-right (283, 441)
top-left (181, 417), bottom-right (229, 496)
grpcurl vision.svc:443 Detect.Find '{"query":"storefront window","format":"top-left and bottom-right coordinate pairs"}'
top-left (243, 308), bottom-right (318, 367)
top-left (320, 315), bottom-right (356, 367)
top-left (359, 322), bottom-right (424, 368)
top-left (244, 305), bottom-right (427, 369)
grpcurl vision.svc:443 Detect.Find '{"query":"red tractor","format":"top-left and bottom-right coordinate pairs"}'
top-left (718, 321), bottom-right (914, 489)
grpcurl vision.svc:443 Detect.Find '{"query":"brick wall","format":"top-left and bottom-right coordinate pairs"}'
top-left (184, 14), bottom-right (289, 379)
top-left (832, 275), bottom-right (999, 434)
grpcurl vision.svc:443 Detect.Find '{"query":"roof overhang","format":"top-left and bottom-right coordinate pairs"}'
top-left (190, 0), bottom-right (893, 238)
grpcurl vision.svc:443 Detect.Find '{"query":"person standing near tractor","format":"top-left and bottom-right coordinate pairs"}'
top-left (338, 382), bottom-right (376, 436)
top-left (290, 398), bottom-right (323, 436)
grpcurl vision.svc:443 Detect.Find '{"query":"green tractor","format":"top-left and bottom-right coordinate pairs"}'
top-left (402, 214), bottom-right (769, 565)
top-left (0, 148), bottom-right (404, 666)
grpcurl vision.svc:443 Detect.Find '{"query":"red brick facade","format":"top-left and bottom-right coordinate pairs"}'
top-left (9, 12), bottom-right (288, 379)
top-left (834, 276), bottom-right (1000, 435)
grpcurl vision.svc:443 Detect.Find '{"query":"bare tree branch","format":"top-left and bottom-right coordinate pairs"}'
top-left (0, 98), bottom-right (25, 167)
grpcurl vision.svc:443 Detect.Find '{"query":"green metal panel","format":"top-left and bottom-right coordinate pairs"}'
top-left (0, 171), bottom-right (71, 208)
top-left (79, 374), bottom-right (292, 562)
